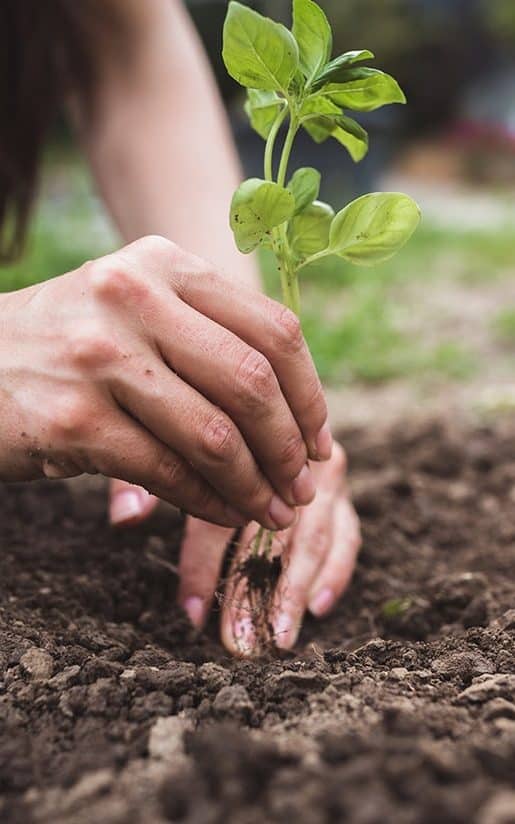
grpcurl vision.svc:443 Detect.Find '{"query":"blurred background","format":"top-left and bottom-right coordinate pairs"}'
top-left (2, 0), bottom-right (514, 426)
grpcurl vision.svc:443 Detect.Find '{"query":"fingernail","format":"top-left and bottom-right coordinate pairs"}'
top-left (292, 465), bottom-right (316, 505)
top-left (232, 615), bottom-right (255, 656)
top-left (314, 422), bottom-right (333, 461)
top-left (110, 490), bottom-right (146, 525)
top-left (273, 611), bottom-right (299, 650)
top-left (183, 596), bottom-right (206, 629)
top-left (309, 587), bottom-right (335, 618)
top-left (268, 496), bottom-right (296, 530)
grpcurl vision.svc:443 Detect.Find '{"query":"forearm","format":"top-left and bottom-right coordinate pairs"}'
top-left (76, 0), bottom-right (261, 290)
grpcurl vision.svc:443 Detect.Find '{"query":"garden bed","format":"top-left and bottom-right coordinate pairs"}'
top-left (1, 418), bottom-right (514, 824)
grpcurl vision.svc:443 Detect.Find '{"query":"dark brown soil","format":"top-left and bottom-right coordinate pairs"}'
top-left (1, 418), bottom-right (515, 824)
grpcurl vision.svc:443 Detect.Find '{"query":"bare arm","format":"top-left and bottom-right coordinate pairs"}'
top-left (75, 0), bottom-right (261, 290)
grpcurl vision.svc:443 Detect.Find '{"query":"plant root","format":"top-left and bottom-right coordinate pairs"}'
top-left (233, 552), bottom-right (282, 654)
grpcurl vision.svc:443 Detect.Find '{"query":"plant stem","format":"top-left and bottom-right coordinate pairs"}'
top-left (253, 111), bottom-right (302, 561)
top-left (251, 525), bottom-right (265, 557)
top-left (270, 230), bottom-right (294, 313)
top-left (276, 225), bottom-right (300, 313)
top-left (264, 106), bottom-right (287, 182)
top-left (277, 114), bottom-right (298, 188)
top-left (274, 112), bottom-right (300, 313)
top-left (297, 248), bottom-right (332, 271)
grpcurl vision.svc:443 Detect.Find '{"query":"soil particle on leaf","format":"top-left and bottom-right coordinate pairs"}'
top-left (1, 417), bottom-right (515, 822)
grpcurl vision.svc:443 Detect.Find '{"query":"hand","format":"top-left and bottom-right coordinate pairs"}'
top-left (0, 235), bottom-right (332, 528)
top-left (110, 443), bottom-right (361, 654)
top-left (221, 443), bottom-right (361, 653)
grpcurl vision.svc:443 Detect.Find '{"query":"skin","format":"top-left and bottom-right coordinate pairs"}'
top-left (0, 236), bottom-right (327, 529)
top-left (4, 0), bottom-right (361, 654)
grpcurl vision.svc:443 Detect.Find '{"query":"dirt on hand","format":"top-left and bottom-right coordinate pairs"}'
top-left (1, 418), bottom-right (515, 824)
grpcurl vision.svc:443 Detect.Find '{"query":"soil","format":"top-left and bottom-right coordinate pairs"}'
top-left (1, 417), bottom-right (515, 824)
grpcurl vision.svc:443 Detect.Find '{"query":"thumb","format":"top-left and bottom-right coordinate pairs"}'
top-left (109, 478), bottom-right (159, 526)
top-left (178, 516), bottom-right (234, 630)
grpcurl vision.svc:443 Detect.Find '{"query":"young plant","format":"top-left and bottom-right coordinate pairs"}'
top-left (224, 0), bottom-right (420, 314)
top-left (222, 0), bottom-right (420, 647)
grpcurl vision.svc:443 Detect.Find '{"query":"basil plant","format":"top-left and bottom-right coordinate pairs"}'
top-left (222, 0), bottom-right (420, 565)
top-left (223, 0), bottom-right (421, 315)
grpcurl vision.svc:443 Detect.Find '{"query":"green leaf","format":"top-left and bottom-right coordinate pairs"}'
top-left (222, 1), bottom-right (298, 92)
top-left (230, 178), bottom-right (295, 253)
top-left (314, 50), bottom-right (375, 86)
top-left (382, 597), bottom-right (413, 619)
top-left (300, 94), bottom-right (342, 140)
top-left (288, 201), bottom-right (334, 260)
top-left (328, 192), bottom-right (421, 265)
top-left (301, 97), bottom-right (368, 161)
top-left (292, 0), bottom-right (332, 86)
top-left (287, 167), bottom-right (321, 214)
top-left (330, 115), bottom-right (369, 162)
top-left (323, 68), bottom-right (406, 112)
top-left (302, 94), bottom-right (351, 122)
top-left (244, 90), bottom-right (285, 139)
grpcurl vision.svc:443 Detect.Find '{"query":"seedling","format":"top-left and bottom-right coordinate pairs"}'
top-left (222, 0), bottom-right (420, 649)
top-left (382, 597), bottom-right (414, 620)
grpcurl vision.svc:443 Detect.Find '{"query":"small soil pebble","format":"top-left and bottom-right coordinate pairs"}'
top-left (47, 665), bottom-right (81, 690)
top-left (458, 674), bottom-right (515, 704)
top-left (148, 715), bottom-right (193, 763)
top-left (20, 648), bottom-right (54, 681)
top-left (198, 662), bottom-right (232, 692)
top-left (431, 650), bottom-right (494, 680)
top-left (212, 684), bottom-right (254, 722)
top-left (478, 792), bottom-right (515, 824)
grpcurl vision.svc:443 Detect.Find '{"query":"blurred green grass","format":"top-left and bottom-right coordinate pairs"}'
top-left (493, 307), bottom-right (515, 344)
top-left (1, 163), bottom-right (511, 386)
top-left (0, 153), bottom-right (115, 292)
top-left (0, 222), bottom-right (111, 292)
top-left (261, 220), bottom-right (511, 383)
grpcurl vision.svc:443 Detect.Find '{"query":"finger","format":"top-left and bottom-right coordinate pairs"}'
top-left (177, 516), bottom-right (234, 629)
top-left (110, 359), bottom-right (295, 531)
top-left (308, 497), bottom-right (362, 617)
top-left (173, 267), bottom-right (331, 461)
top-left (272, 487), bottom-right (335, 650)
top-left (220, 444), bottom-right (349, 654)
top-left (270, 443), bottom-right (348, 649)
top-left (109, 478), bottom-right (159, 526)
top-left (220, 523), bottom-right (290, 657)
top-left (101, 237), bottom-right (316, 499)
top-left (92, 409), bottom-right (248, 528)
top-left (151, 300), bottom-right (314, 508)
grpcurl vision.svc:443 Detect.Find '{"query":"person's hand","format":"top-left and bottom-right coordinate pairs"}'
top-left (109, 442), bottom-right (361, 654)
top-left (0, 235), bottom-right (332, 528)
top-left (221, 443), bottom-right (361, 653)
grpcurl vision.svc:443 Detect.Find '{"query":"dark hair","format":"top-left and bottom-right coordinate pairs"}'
top-left (0, 1), bottom-right (121, 261)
